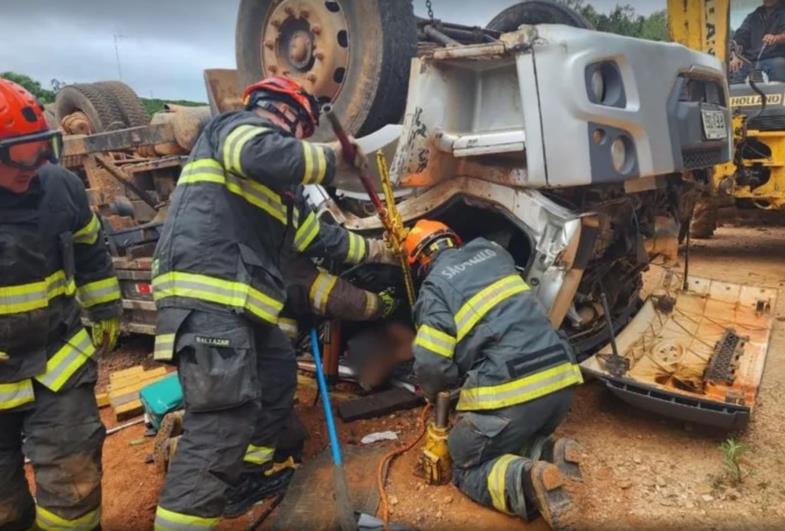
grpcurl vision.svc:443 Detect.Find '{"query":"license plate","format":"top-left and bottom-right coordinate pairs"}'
top-left (701, 109), bottom-right (727, 140)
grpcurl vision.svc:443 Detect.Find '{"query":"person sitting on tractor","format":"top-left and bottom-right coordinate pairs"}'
top-left (730, 0), bottom-right (785, 83)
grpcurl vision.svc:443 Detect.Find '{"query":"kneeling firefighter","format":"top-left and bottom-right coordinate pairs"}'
top-left (405, 220), bottom-right (584, 530)
top-left (0, 78), bottom-right (122, 530)
top-left (151, 76), bottom-right (398, 527)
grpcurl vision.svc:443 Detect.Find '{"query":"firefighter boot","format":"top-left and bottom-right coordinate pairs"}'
top-left (524, 461), bottom-right (575, 531)
top-left (223, 458), bottom-right (298, 518)
top-left (529, 436), bottom-right (582, 480)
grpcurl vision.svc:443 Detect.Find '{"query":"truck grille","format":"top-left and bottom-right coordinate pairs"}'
top-left (682, 148), bottom-right (725, 170)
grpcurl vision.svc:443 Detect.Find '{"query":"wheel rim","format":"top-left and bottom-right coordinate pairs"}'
top-left (261, 0), bottom-right (350, 104)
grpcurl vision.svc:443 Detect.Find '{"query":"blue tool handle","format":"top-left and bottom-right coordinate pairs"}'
top-left (310, 327), bottom-right (343, 466)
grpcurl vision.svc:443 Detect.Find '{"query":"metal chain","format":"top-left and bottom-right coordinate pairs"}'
top-left (426, 0), bottom-right (434, 20)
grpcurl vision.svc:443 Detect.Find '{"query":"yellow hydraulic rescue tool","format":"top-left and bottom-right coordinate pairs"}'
top-left (324, 105), bottom-right (416, 307)
top-left (418, 391), bottom-right (452, 485)
top-left (375, 151), bottom-right (417, 307)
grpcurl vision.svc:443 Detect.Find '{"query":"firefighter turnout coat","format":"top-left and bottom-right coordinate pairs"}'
top-left (0, 163), bottom-right (121, 411)
top-left (412, 238), bottom-right (583, 411)
top-left (152, 111), bottom-right (378, 361)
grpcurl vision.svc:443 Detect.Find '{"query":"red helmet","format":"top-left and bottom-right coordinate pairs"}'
top-left (243, 76), bottom-right (321, 137)
top-left (0, 77), bottom-right (62, 170)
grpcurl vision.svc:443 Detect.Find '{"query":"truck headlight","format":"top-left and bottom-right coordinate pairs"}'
top-left (590, 70), bottom-right (606, 103)
top-left (586, 62), bottom-right (626, 108)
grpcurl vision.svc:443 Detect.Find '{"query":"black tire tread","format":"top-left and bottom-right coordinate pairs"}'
top-left (94, 81), bottom-right (150, 127)
top-left (486, 0), bottom-right (594, 32)
top-left (55, 83), bottom-right (127, 132)
top-left (355, 0), bottom-right (418, 136)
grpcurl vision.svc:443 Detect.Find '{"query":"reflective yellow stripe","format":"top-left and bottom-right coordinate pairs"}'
top-left (154, 506), bottom-right (219, 531)
top-left (457, 363), bottom-right (583, 411)
top-left (78, 277), bottom-right (121, 308)
top-left (154, 333), bottom-right (176, 361)
top-left (363, 291), bottom-right (380, 319)
top-left (0, 379), bottom-right (34, 411)
top-left (244, 444), bottom-right (275, 465)
top-left (35, 328), bottom-right (96, 392)
top-left (73, 214), bottom-right (101, 245)
top-left (178, 159), bottom-right (287, 224)
top-left (488, 454), bottom-right (519, 515)
top-left (226, 173), bottom-right (287, 223)
top-left (153, 271), bottom-right (284, 325)
top-left (309, 272), bottom-right (338, 315)
top-left (302, 142), bottom-right (327, 184)
top-left (414, 324), bottom-right (456, 359)
top-left (47, 270), bottom-right (77, 300)
top-left (36, 505), bottom-right (101, 531)
top-left (454, 275), bottom-right (529, 341)
top-left (346, 233), bottom-right (366, 265)
top-left (0, 270), bottom-right (76, 316)
top-left (294, 211), bottom-right (320, 252)
top-left (222, 125), bottom-right (270, 176)
top-left (277, 317), bottom-right (299, 339)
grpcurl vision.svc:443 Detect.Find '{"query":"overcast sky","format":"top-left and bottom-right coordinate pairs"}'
top-left (1, 0), bottom-right (666, 102)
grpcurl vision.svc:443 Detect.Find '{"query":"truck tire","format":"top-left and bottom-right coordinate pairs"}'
top-left (94, 81), bottom-right (150, 127)
top-left (55, 83), bottom-right (127, 133)
top-left (486, 0), bottom-right (594, 32)
top-left (236, 0), bottom-right (417, 140)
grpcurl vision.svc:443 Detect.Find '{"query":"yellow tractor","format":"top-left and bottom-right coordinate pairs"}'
top-left (669, 0), bottom-right (785, 236)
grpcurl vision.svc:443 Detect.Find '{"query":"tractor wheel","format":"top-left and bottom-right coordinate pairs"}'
top-left (236, 0), bottom-right (417, 140)
top-left (94, 81), bottom-right (150, 127)
top-left (55, 84), bottom-right (127, 133)
top-left (486, 0), bottom-right (594, 32)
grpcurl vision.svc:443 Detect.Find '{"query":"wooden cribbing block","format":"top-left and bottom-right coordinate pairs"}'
top-left (115, 399), bottom-right (144, 421)
top-left (107, 365), bottom-right (170, 421)
top-left (108, 366), bottom-right (167, 390)
top-left (95, 392), bottom-right (110, 408)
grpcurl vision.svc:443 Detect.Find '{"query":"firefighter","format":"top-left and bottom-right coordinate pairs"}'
top-left (0, 78), bottom-right (122, 530)
top-left (405, 220), bottom-right (584, 530)
top-left (223, 191), bottom-right (399, 518)
top-left (151, 77), bottom-right (396, 527)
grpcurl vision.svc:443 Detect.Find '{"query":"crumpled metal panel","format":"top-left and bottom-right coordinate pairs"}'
top-left (317, 177), bottom-right (590, 325)
top-left (583, 269), bottom-right (777, 426)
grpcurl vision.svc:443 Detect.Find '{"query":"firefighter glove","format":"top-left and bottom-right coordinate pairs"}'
top-left (378, 288), bottom-right (400, 318)
top-left (367, 238), bottom-right (400, 266)
top-left (92, 317), bottom-right (120, 353)
top-left (330, 137), bottom-right (368, 172)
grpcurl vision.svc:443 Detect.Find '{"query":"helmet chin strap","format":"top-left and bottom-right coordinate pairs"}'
top-left (257, 101), bottom-right (301, 136)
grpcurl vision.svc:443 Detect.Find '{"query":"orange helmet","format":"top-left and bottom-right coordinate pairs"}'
top-left (243, 76), bottom-right (321, 137)
top-left (404, 219), bottom-right (461, 268)
top-left (0, 77), bottom-right (62, 169)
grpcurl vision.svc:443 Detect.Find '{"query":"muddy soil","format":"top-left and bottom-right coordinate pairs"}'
top-left (25, 223), bottom-right (785, 530)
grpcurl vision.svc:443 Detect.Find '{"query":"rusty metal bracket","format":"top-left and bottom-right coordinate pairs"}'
top-left (94, 154), bottom-right (160, 211)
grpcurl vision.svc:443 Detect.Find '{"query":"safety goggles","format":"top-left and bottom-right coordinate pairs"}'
top-left (0, 130), bottom-right (63, 170)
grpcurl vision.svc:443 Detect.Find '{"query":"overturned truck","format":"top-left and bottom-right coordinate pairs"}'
top-left (241, 0), bottom-right (773, 428)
